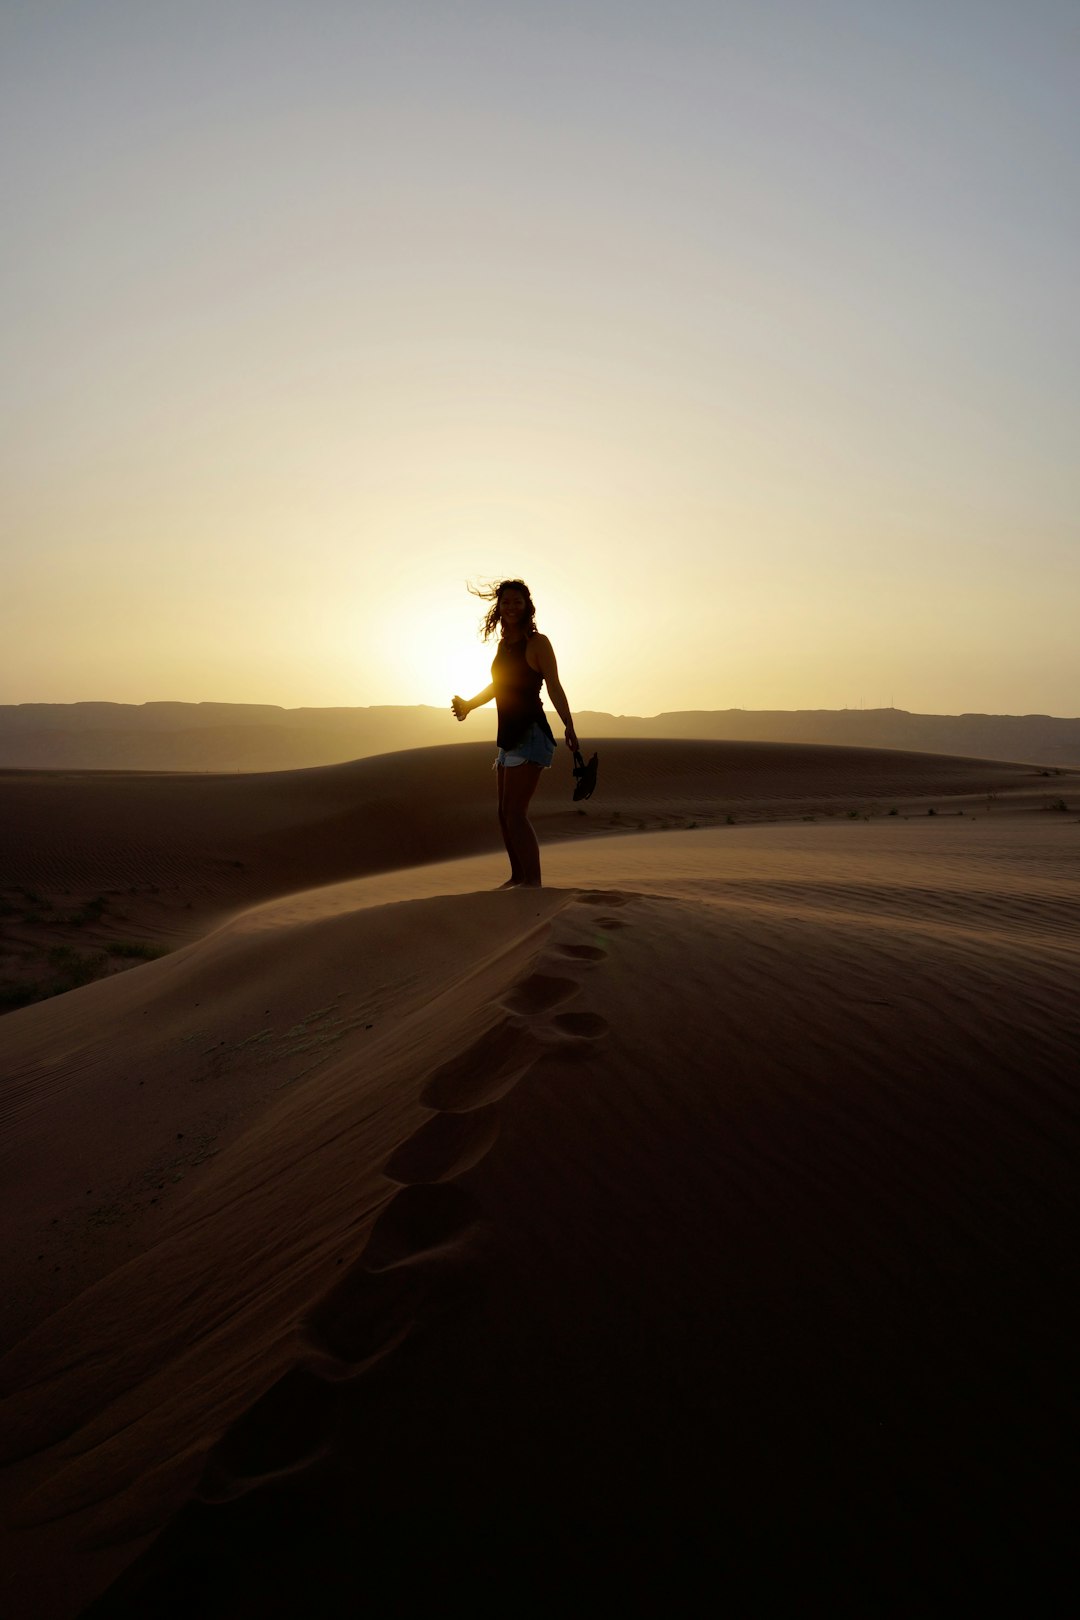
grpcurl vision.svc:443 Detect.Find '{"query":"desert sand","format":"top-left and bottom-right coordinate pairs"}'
top-left (1, 740), bottom-right (1078, 1616)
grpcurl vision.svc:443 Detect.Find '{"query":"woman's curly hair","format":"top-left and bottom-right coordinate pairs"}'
top-left (469, 578), bottom-right (538, 642)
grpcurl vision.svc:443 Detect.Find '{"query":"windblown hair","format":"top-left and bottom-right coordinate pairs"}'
top-left (469, 578), bottom-right (538, 642)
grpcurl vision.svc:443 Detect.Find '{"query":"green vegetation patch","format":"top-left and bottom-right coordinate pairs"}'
top-left (107, 940), bottom-right (167, 960)
top-left (0, 981), bottom-right (40, 1012)
top-left (46, 945), bottom-right (109, 987)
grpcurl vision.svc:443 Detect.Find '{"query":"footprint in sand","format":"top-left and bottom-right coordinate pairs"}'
top-left (488, 933), bottom-right (614, 1061)
top-left (304, 1317), bottom-right (414, 1383)
top-left (550, 1011), bottom-right (609, 1040)
top-left (194, 1182), bottom-right (480, 1506)
top-left (305, 1184), bottom-right (480, 1369)
top-left (500, 972), bottom-right (580, 1015)
top-left (420, 1017), bottom-right (537, 1111)
top-left (383, 1104), bottom-right (500, 1185)
top-left (306, 1259), bottom-right (423, 1368)
top-left (574, 890), bottom-right (631, 908)
top-left (532, 1009), bottom-right (611, 1065)
top-left (360, 1181), bottom-right (481, 1271)
top-left (194, 1365), bottom-right (336, 1503)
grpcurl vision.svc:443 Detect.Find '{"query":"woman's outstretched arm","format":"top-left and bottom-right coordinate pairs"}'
top-left (532, 637), bottom-right (579, 752)
top-left (451, 683), bottom-right (495, 721)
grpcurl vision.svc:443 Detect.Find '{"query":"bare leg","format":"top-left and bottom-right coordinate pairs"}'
top-left (495, 766), bottom-right (523, 886)
top-left (500, 762), bottom-right (544, 887)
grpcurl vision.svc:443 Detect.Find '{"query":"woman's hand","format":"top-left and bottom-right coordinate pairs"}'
top-left (451, 695), bottom-right (470, 722)
top-left (564, 726), bottom-right (579, 753)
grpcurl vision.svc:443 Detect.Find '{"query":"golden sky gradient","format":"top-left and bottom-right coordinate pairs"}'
top-left (3, 2), bottom-right (1078, 718)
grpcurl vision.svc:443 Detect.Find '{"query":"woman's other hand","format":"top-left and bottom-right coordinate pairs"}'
top-left (451, 695), bottom-right (470, 722)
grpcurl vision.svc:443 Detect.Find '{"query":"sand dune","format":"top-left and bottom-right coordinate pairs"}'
top-left (1, 738), bottom-right (1067, 1016)
top-left (1, 743), bottom-right (1078, 1615)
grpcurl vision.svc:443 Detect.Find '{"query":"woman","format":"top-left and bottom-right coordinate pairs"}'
top-left (451, 579), bottom-right (579, 889)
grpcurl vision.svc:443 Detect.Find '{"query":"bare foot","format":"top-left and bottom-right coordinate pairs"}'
top-left (498, 877), bottom-right (523, 889)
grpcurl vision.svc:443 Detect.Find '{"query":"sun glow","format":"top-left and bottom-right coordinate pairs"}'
top-left (3, 6), bottom-right (1077, 719)
top-left (379, 594), bottom-right (493, 712)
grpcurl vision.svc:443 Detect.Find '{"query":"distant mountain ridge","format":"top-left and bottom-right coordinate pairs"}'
top-left (1, 702), bottom-right (1078, 772)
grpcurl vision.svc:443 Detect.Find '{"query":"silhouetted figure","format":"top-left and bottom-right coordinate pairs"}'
top-left (452, 580), bottom-right (580, 888)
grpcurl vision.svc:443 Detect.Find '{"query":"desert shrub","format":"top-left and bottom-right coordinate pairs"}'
top-left (46, 946), bottom-right (108, 987)
top-left (69, 895), bottom-right (109, 925)
top-left (0, 981), bottom-right (40, 1012)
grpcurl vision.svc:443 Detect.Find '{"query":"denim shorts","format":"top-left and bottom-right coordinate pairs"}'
top-left (495, 720), bottom-right (557, 769)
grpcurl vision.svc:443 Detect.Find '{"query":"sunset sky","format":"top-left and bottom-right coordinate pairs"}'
top-left (3, 1), bottom-right (1077, 719)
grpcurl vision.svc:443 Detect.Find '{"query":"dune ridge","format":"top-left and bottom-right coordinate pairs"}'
top-left (2, 738), bottom-right (1069, 1018)
top-left (1, 744), bottom-right (1078, 1615)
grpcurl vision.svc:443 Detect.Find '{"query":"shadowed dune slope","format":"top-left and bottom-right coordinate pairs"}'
top-left (1, 807), bottom-right (1078, 1616)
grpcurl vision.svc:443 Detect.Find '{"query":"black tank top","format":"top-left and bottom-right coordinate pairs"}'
top-left (491, 635), bottom-right (553, 750)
